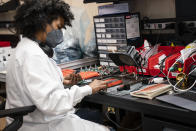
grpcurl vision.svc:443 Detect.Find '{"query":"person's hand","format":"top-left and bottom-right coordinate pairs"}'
top-left (89, 79), bottom-right (107, 94)
top-left (63, 74), bottom-right (82, 85)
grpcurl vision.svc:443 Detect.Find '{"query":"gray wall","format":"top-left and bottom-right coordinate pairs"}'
top-left (0, 0), bottom-right (176, 35)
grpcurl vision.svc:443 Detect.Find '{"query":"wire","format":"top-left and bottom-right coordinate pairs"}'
top-left (167, 54), bottom-right (196, 92)
top-left (105, 111), bottom-right (142, 131)
top-left (173, 68), bottom-right (196, 92)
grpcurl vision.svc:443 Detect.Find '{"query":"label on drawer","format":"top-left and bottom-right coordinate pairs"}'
top-left (96, 24), bottom-right (101, 27)
top-left (96, 29), bottom-right (101, 32)
top-left (100, 29), bottom-right (106, 32)
top-left (98, 46), bottom-right (107, 50)
top-left (100, 54), bottom-right (107, 58)
top-left (107, 46), bottom-right (117, 51)
top-left (97, 39), bottom-right (102, 43)
top-left (100, 18), bottom-right (105, 22)
top-left (111, 39), bottom-right (117, 43)
top-left (94, 18), bottom-right (100, 23)
top-left (97, 34), bottom-right (101, 38)
top-left (100, 24), bottom-right (105, 27)
top-left (106, 34), bottom-right (112, 38)
top-left (102, 34), bottom-right (105, 38)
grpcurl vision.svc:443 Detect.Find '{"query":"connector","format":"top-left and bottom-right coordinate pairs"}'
top-left (107, 107), bottom-right (115, 114)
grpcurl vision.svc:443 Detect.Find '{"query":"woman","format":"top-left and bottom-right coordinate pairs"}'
top-left (5, 0), bottom-right (110, 131)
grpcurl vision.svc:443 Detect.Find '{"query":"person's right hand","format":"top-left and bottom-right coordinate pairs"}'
top-left (89, 79), bottom-right (107, 94)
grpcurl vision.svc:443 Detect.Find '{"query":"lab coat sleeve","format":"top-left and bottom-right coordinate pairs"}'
top-left (22, 55), bottom-right (92, 116)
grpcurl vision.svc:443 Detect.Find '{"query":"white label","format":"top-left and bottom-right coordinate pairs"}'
top-left (97, 34), bottom-right (101, 38)
top-left (94, 18), bottom-right (100, 23)
top-left (102, 39), bottom-right (107, 43)
top-left (107, 39), bottom-right (112, 43)
top-left (102, 34), bottom-right (105, 38)
top-left (100, 54), bottom-right (107, 58)
top-left (106, 34), bottom-right (112, 38)
top-left (96, 24), bottom-right (101, 27)
top-left (100, 18), bottom-right (105, 22)
top-left (96, 29), bottom-right (101, 32)
top-left (100, 62), bottom-right (108, 66)
top-left (111, 39), bottom-right (117, 43)
top-left (106, 39), bottom-right (111, 43)
top-left (98, 46), bottom-right (107, 50)
top-left (97, 39), bottom-right (102, 43)
top-left (100, 24), bottom-right (105, 27)
top-left (107, 46), bottom-right (117, 51)
top-left (100, 29), bottom-right (106, 32)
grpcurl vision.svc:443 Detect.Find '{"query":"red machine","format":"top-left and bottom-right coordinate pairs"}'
top-left (119, 45), bottom-right (187, 78)
top-left (0, 41), bottom-right (11, 47)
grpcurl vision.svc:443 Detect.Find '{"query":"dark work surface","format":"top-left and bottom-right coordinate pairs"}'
top-left (83, 93), bottom-right (196, 126)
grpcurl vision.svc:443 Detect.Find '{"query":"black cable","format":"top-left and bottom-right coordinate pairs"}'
top-left (155, 30), bottom-right (161, 45)
top-left (105, 111), bottom-right (142, 131)
top-left (187, 51), bottom-right (196, 58)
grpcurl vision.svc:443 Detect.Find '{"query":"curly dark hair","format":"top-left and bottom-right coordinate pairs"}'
top-left (14, 0), bottom-right (74, 38)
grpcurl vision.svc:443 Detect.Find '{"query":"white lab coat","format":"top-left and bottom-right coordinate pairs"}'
top-left (5, 37), bottom-right (109, 131)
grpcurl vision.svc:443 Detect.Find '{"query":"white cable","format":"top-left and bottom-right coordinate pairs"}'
top-left (167, 53), bottom-right (196, 92)
top-left (173, 68), bottom-right (196, 92)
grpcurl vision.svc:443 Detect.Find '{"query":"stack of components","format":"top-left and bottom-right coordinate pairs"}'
top-left (94, 13), bottom-right (140, 67)
top-left (61, 66), bottom-right (127, 92)
top-left (61, 66), bottom-right (120, 80)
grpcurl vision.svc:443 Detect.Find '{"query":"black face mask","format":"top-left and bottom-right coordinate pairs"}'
top-left (45, 29), bottom-right (64, 48)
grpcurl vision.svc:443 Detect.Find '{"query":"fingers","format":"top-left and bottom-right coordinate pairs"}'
top-left (64, 74), bottom-right (71, 80)
top-left (99, 80), bottom-right (107, 89)
top-left (77, 74), bottom-right (82, 81)
top-left (94, 79), bottom-right (107, 89)
top-left (69, 74), bottom-right (82, 85)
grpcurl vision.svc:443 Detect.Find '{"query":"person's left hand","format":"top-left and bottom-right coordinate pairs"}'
top-left (63, 73), bottom-right (82, 85)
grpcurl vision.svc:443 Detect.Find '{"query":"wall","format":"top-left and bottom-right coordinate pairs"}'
top-left (129, 0), bottom-right (176, 19)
